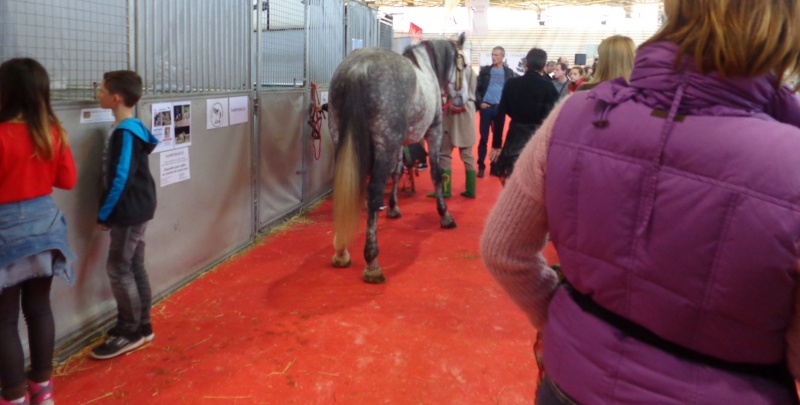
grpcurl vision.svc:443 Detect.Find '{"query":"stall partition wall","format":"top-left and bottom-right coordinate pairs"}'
top-left (48, 96), bottom-right (254, 349)
top-left (257, 90), bottom-right (305, 228)
top-left (303, 88), bottom-right (337, 205)
top-left (256, 87), bottom-right (337, 226)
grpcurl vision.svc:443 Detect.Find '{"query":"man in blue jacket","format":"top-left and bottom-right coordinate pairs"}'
top-left (475, 46), bottom-right (516, 178)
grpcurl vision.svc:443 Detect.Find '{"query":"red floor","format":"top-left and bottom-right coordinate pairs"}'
top-left (55, 142), bottom-right (560, 404)
top-left (52, 120), bottom-right (800, 403)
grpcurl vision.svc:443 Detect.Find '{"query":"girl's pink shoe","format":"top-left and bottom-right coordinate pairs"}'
top-left (27, 380), bottom-right (53, 405)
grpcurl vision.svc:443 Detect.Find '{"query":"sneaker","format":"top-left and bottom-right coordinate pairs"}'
top-left (90, 335), bottom-right (145, 360)
top-left (0, 393), bottom-right (29, 405)
top-left (477, 168), bottom-right (485, 178)
top-left (108, 323), bottom-right (155, 342)
top-left (417, 162), bottom-right (428, 170)
top-left (140, 323), bottom-right (155, 343)
top-left (27, 380), bottom-right (53, 405)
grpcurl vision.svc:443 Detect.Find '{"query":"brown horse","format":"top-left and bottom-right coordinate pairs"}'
top-left (328, 34), bottom-right (468, 283)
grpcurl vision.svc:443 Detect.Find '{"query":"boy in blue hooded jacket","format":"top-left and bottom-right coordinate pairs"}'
top-left (91, 70), bottom-right (159, 360)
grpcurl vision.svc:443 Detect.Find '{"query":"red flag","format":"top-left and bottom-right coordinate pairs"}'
top-left (409, 22), bottom-right (422, 41)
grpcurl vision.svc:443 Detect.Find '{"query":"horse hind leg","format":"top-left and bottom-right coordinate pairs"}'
top-left (361, 150), bottom-right (396, 284)
top-left (332, 233), bottom-right (352, 268)
top-left (386, 150), bottom-right (404, 219)
top-left (362, 209), bottom-right (384, 283)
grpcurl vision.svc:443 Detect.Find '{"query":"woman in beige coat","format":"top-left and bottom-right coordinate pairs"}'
top-left (428, 66), bottom-right (478, 198)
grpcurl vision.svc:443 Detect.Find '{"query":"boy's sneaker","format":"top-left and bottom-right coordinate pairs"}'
top-left (108, 323), bottom-right (155, 342)
top-left (0, 393), bottom-right (29, 405)
top-left (27, 380), bottom-right (53, 405)
top-left (90, 335), bottom-right (145, 360)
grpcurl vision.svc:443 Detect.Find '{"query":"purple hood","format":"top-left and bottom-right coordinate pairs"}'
top-left (589, 41), bottom-right (800, 124)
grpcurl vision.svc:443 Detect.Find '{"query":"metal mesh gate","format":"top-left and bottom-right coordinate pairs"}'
top-left (255, 0), bottom-right (307, 87)
top-left (345, 1), bottom-right (379, 54)
top-left (308, 0), bottom-right (345, 85)
top-left (0, 0), bottom-right (129, 101)
top-left (138, 0), bottom-right (251, 95)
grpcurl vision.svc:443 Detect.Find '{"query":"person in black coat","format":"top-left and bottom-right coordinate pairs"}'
top-left (489, 48), bottom-right (559, 185)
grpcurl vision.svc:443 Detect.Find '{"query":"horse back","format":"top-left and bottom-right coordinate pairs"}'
top-left (330, 48), bottom-right (418, 154)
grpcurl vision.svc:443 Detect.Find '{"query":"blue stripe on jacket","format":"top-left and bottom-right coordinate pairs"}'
top-left (98, 131), bottom-right (133, 221)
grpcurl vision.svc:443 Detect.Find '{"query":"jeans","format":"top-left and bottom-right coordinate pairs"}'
top-left (536, 376), bottom-right (579, 405)
top-left (0, 276), bottom-right (54, 397)
top-left (478, 106), bottom-right (499, 171)
top-left (107, 223), bottom-right (152, 337)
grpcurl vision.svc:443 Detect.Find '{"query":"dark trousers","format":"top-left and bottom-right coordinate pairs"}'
top-left (107, 223), bottom-right (152, 337)
top-left (536, 376), bottom-right (579, 405)
top-left (478, 106), bottom-right (499, 171)
top-left (0, 276), bottom-right (54, 398)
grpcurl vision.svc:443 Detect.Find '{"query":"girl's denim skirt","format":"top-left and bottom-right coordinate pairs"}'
top-left (0, 195), bottom-right (75, 291)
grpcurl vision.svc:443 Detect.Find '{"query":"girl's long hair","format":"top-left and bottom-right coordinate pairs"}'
top-left (643, 0), bottom-right (800, 89)
top-left (0, 58), bottom-right (67, 160)
top-left (587, 35), bottom-right (636, 85)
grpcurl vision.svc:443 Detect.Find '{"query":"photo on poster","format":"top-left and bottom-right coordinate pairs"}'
top-left (173, 101), bottom-right (191, 148)
top-left (151, 102), bottom-right (175, 153)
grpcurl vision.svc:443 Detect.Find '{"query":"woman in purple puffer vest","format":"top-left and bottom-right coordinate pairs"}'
top-left (481, 1), bottom-right (800, 404)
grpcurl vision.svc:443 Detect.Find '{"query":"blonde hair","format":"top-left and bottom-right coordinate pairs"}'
top-left (588, 35), bottom-right (635, 85)
top-left (643, 0), bottom-right (800, 87)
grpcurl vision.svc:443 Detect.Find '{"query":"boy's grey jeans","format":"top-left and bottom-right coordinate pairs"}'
top-left (107, 222), bottom-right (151, 337)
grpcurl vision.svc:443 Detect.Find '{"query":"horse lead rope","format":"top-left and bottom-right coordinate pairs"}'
top-left (308, 82), bottom-right (324, 160)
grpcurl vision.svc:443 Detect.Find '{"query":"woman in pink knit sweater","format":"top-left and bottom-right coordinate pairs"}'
top-left (481, 1), bottom-right (800, 404)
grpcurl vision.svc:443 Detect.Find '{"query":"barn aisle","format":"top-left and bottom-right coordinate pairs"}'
top-left (54, 149), bottom-right (559, 404)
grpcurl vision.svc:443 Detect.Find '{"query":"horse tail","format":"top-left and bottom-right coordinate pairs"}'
top-left (333, 134), bottom-right (362, 251)
top-left (332, 75), bottom-right (372, 252)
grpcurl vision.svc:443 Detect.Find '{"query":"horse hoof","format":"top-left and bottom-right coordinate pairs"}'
top-left (332, 258), bottom-right (352, 268)
top-left (387, 208), bottom-right (402, 219)
top-left (362, 273), bottom-right (386, 284)
top-left (440, 214), bottom-right (457, 229)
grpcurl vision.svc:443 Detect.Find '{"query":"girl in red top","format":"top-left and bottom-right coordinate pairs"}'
top-left (567, 66), bottom-right (586, 94)
top-left (0, 58), bottom-right (76, 405)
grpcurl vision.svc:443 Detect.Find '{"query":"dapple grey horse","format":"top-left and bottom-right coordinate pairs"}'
top-left (328, 33), bottom-right (469, 283)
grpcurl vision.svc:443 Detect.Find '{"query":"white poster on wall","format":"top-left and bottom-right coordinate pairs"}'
top-left (151, 102), bottom-right (175, 153)
top-left (229, 96), bottom-right (249, 126)
top-left (506, 53), bottom-right (527, 76)
top-left (80, 108), bottom-right (115, 124)
top-left (160, 147), bottom-right (191, 187)
top-left (207, 98), bottom-right (229, 130)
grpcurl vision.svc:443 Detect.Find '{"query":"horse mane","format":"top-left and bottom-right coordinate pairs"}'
top-left (402, 47), bottom-right (421, 68)
top-left (402, 40), bottom-right (457, 88)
